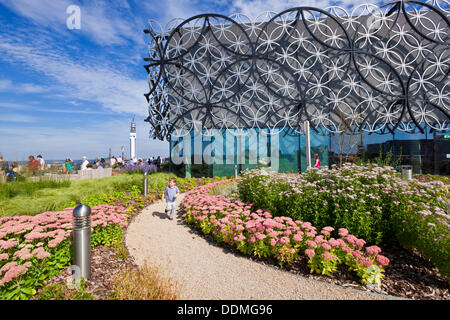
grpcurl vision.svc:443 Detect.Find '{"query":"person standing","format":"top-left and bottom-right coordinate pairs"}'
top-left (81, 156), bottom-right (89, 170)
top-left (117, 155), bottom-right (122, 165)
top-left (65, 158), bottom-right (73, 175)
top-left (37, 155), bottom-right (45, 175)
top-left (313, 153), bottom-right (321, 169)
top-left (156, 156), bottom-right (162, 169)
top-left (28, 155), bottom-right (40, 176)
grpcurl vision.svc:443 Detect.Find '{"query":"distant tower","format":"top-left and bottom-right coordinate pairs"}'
top-left (130, 118), bottom-right (137, 161)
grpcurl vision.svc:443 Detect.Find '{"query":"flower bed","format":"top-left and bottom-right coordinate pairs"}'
top-left (182, 181), bottom-right (390, 287)
top-left (238, 165), bottom-right (450, 282)
top-left (0, 205), bottom-right (128, 299)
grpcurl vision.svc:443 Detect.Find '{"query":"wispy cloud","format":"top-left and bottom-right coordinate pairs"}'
top-left (0, 0), bottom-right (144, 46)
top-left (229, 0), bottom-right (373, 18)
top-left (0, 114), bottom-right (37, 123)
top-left (0, 78), bottom-right (49, 94)
top-left (0, 30), bottom-right (148, 116)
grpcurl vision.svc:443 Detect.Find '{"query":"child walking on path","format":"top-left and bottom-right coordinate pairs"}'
top-left (162, 177), bottom-right (179, 220)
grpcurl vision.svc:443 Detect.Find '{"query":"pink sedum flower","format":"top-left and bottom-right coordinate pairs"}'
top-left (338, 228), bottom-right (349, 237)
top-left (352, 250), bottom-right (362, 258)
top-left (305, 249), bottom-right (315, 259)
top-left (376, 255), bottom-right (390, 266)
top-left (306, 240), bottom-right (317, 248)
top-left (355, 239), bottom-right (366, 248)
top-left (358, 257), bottom-right (373, 267)
top-left (321, 252), bottom-right (333, 261)
top-left (255, 233), bottom-right (266, 241)
top-left (365, 245), bottom-right (382, 256)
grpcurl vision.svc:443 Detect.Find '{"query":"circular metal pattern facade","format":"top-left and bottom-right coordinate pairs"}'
top-left (144, 0), bottom-right (450, 141)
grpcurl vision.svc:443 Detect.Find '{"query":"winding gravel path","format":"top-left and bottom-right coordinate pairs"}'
top-left (125, 194), bottom-right (399, 300)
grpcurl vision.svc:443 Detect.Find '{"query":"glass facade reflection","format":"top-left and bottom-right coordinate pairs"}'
top-left (170, 125), bottom-right (450, 177)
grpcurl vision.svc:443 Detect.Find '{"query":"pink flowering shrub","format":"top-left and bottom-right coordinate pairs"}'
top-left (182, 181), bottom-right (390, 285)
top-left (0, 204), bottom-right (129, 300)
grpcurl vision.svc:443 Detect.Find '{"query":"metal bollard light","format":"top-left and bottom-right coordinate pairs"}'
top-left (234, 165), bottom-right (237, 178)
top-left (72, 204), bottom-right (91, 280)
top-left (401, 165), bottom-right (412, 181)
top-left (143, 171), bottom-right (148, 196)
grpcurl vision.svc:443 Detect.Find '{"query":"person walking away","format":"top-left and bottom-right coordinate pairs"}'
top-left (313, 153), bottom-right (321, 169)
top-left (65, 158), bottom-right (73, 175)
top-left (162, 177), bottom-right (179, 220)
top-left (37, 155), bottom-right (45, 176)
top-left (81, 156), bottom-right (89, 170)
top-left (93, 157), bottom-right (99, 168)
top-left (28, 155), bottom-right (40, 176)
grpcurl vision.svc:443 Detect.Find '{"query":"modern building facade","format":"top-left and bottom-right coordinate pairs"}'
top-left (144, 1), bottom-right (449, 177)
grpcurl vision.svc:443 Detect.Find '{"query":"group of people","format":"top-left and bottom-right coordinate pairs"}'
top-left (147, 156), bottom-right (165, 168)
top-left (0, 155), bottom-right (45, 181)
top-left (62, 155), bottom-right (168, 174)
top-left (64, 156), bottom-right (107, 174)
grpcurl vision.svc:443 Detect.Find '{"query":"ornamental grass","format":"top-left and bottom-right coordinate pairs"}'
top-left (110, 260), bottom-right (180, 300)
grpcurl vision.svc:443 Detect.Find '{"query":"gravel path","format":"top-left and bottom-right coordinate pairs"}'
top-left (125, 194), bottom-right (399, 300)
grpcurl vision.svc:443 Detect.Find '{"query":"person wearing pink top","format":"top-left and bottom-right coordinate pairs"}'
top-left (313, 153), bottom-right (320, 169)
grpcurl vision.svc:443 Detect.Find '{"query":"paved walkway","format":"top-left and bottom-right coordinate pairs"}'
top-left (125, 193), bottom-right (398, 300)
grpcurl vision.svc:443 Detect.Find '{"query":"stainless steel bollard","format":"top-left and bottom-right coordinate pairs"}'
top-left (234, 165), bottom-right (237, 178)
top-left (143, 171), bottom-right (148, 196)
top-left (72, 204), bottom-right (91, 279)
top-left (401, 165), bottom-right (412, 181)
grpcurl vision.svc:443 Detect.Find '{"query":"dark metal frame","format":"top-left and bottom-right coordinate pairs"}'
top-left (144, 0), bottom-right (450, 141)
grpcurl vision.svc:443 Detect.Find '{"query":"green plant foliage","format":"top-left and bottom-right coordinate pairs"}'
top-left (91, 224), bottom-right (123, 248)
top-left (36, 280), bottom-right (93, 300)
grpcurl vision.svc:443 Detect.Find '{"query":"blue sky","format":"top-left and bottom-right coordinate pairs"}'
top-left (0, 0), bottom-right (371, 161)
